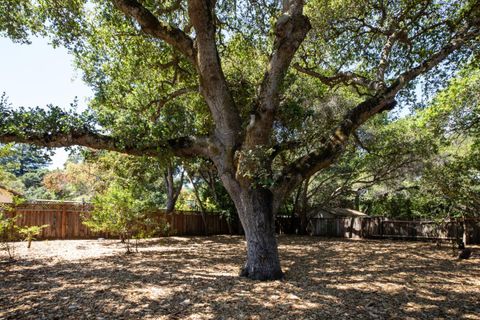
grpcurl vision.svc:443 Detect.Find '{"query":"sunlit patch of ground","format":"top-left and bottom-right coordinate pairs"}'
top-left (1, 236), bottom-right (479, 319)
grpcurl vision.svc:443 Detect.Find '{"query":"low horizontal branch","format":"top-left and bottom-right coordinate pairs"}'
top-left (0, 129), bottom-right (212, 159)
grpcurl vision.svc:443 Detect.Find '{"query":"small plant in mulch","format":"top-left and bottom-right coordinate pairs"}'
top-left (0, 210), bottom-right (18, 261)
top-left (18, 225), bottom-right (49, 249)
top-left (1, 198), bottom-right (51, 260)
top-left (0, 197), bottom-right (24, 260)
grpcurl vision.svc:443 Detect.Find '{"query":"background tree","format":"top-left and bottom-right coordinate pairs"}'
top-left (0, 129), bottom-right (52, 198)
top-left (0, 0), bottom-right (479, 280)
top-left (185, 159), bottom-right (239, 232)
top-left (0, 145), bottom-right (24, 193)
top-left (405, 62), bottom-right (480, 219)
top-left (163, 161), bottom-right (185, 214)
top-left (309, 62), bottom-right (480, 220)
top-left (0, 143), bottom-right (51, 176)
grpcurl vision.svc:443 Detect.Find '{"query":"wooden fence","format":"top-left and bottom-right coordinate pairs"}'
top-left (5, 201), bottom-right (233, 240)
top-left (307, 216), bottom-right (480, 244)
top-left (5, 201), bottom-right (480, 243)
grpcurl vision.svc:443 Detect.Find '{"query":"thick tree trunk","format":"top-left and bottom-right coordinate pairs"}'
top-left (235, 188), bottom-right (284, 280)
top-left (187, 173), bottom-right (209, 235)
top-left (164, 165), bottom-right (184, 214)
top-left (165, 196), bottom-right (175, 214)
top-left (299, 178), bottom-right (309, 235)
top-left (292, 179), bottom-right (309, 235)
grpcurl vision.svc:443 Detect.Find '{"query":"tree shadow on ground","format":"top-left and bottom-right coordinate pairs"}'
top-left (1, 236), bottom-right (479, 319)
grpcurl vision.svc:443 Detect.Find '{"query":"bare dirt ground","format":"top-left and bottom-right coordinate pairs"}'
top-left (1, 236), bottom-right (479, 320)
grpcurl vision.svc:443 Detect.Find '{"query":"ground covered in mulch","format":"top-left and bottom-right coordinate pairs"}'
top-left (1, 236), bottom-right (479, 320)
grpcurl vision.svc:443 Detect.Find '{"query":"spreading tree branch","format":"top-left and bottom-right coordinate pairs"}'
top-left (376, 30), bottom-right (405, 82)
top-left (147, 86), bottom-right (198, 121)
top-left (0, 103), bottom-right (212, 158)
top-left (0, 129), bottom-right (212, 159)
top-left (112, 0), bottom-right (195, 62)
top-left (244, 0), bottom-right (311, 148)
top-left (274, 23), bottom-right (480, 201)
top-left (293, 64), bottom-right (382, 91)
top-left (188, 0), bottom-right (241, 149)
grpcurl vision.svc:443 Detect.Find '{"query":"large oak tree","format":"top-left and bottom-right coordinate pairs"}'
top-left (1, 0), bottom-right (479, 280)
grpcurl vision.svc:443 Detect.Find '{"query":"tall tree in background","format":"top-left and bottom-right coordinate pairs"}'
top-left (0, 0), bottom-right (479, 280)
top-left (0, 145), bottom-right (23, 192)
top-left (412, 62), bottom-right (480, 219)
top-left (298, 115), bottom-right (436, 215)
top-left (164, 162), bottom-right (185, 214)
top-left (0, 143), bottom-right (51, 176)
top-left (0, 143), bottom-right (51, 195)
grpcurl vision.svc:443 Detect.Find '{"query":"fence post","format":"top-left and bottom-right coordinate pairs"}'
top-left (360, 218), bottom-right (363, 238)
top-left (380, 217), bottom-right (384, 238)
top-left (462, 216), bottom-right (468, 245)
top-left (349, 217), bottom-right (354, 238)
top-left (62, 204), bottom-right (67, 239)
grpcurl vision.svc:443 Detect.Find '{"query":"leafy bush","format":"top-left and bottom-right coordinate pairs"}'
top-left (83, 183), bottom-right (167, 253)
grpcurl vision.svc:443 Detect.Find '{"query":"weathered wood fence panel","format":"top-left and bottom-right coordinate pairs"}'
top-left (12, 202), bottom-right (98, 239)
top-left (468, 219), bottom-right (480, 244)
top-left (159, 211), bottom-right (232, 236)
top-left (6, 202), bottom-right (233, 240)
top-left (308, 217), bottom-right (480, 244)
top-left (378, 219), bottom-right (459, 240)
top-left (306, 217), bottom-right (364, 239)
top-left (7, 201), bottom-right (480, 243)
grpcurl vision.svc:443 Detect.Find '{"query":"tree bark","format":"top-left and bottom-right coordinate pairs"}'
top-left (165, 195), bottom-right (175, 214)
top-left (294, 177), bottom-right (310, 235)
top-left (235, 188), bottom-right (284, 280)
top-left (187, 173), bottom-right (209, 236)
top-left (164, 165), bottom-right (184, 214)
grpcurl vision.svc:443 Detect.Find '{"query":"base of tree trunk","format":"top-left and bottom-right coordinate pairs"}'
top-left (239, 264), bottom-right (284, 281)
top-left (234, 188), bottom-right (285, 281)
top-left (239, 235), bottom-right (284, 281)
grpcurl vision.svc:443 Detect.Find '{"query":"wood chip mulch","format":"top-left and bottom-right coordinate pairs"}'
top-left (1, 236), bottom-right (479, 320)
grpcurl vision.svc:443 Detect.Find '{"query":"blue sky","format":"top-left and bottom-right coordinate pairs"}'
top-left (0, 36), bottom-right (92, 169)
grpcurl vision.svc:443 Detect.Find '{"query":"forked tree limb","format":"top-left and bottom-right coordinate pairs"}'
top-left (187, 0), bottom-right (242, 149)
top-left (112, 0), bottom-right (195, 62)
top-left (245, 0), bottom-right (311, 148)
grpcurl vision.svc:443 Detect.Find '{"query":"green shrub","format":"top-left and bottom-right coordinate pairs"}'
top-left (83, 183), bottom-right (166, 253)
top-left (0, 208), bottom-right (18, 260)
